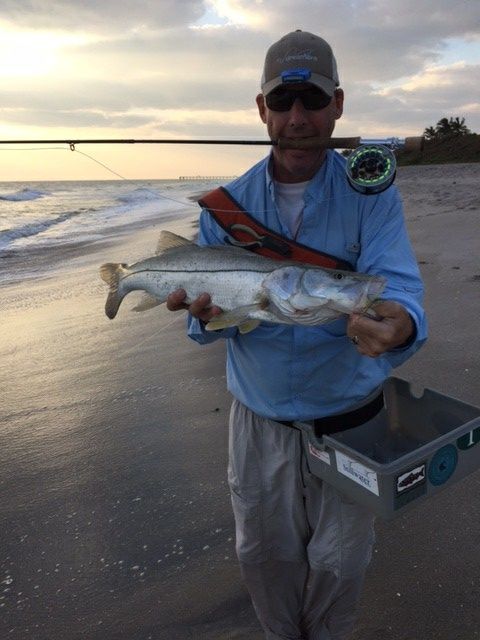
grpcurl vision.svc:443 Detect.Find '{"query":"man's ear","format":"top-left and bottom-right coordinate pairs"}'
top-left (333, 89), bottom-right (344, 120)
top-left (256, 93), bottom-right (267, 123)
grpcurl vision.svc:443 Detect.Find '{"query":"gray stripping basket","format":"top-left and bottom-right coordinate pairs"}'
top-left (296, 377), bottom-right (480, 519)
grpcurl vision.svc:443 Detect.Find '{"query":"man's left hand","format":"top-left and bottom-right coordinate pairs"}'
top-left (347, 301), bottom-right (414, 358)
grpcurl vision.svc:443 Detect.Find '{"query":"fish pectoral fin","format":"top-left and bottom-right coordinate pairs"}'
top-left (238, 320), bottom-right (261, 334)
top-left (205, 305), bottom-right (261, 333)
top-left (131, 293), bottom-right (162, 313)
top-left (156, 230), bottom-right (193, 255)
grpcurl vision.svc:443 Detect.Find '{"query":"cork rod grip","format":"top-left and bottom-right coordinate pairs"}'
top-left (277, 136), bottom-right (425, 151)
top-left (277, 137), bottom-right (362, 150)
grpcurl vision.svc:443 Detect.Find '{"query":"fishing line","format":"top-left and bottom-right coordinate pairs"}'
top-left (69, 146), bottom-right (208, 210)
top-left (66, 144), bottom-right (363, 214)
top-left (0, 146), bottom-right (66, 151)
top-left (64, 149), bottom-right (198, 357)
top-left (114, 311), bottom-right (187, 358)
top-left (0, 144), bottom-right (394, 358)
top-left (72, 148), bottom-right (129, 181)
top-left (0, 142), bottom-right (391, 215)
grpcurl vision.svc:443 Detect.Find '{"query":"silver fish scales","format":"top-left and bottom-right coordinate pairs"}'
top-left (100, 231), bottom-right (386, 333)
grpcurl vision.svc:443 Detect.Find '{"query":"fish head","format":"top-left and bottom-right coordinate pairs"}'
top-left (262, 265), bottom-right (386, 325)
top-left (262, 266), bottom-right (305, 316)
top-left (301, 268), bottom-right (386, 314)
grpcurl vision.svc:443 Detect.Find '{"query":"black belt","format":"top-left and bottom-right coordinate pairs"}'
top-left (276, 390), bottom-right (384, 438)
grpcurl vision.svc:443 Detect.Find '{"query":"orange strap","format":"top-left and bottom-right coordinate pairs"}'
top-left (199, 187), bottom-right (353, 271)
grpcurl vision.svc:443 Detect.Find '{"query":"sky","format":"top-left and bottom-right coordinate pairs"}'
top-left (0, 0), bottom-right (479, 181)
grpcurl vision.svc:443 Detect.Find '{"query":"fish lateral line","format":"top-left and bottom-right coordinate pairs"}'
top-left (121, 267), bottom-right (275, 278)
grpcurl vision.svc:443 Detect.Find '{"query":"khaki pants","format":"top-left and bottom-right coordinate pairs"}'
top-left (228, 399), bottom-right (375, 640)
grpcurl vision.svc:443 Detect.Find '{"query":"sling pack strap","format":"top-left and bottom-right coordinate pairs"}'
top-left (198, 186), bottom-right (353, 271)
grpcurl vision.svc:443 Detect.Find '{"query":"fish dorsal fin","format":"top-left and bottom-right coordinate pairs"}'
top-left (156, 230), bottom-right (193, 255)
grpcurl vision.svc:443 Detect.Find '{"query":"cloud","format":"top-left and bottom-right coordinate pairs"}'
top-left (0, 107), bottom-right (155, 129)
top-left (201, 0), bottom-right (480, 84)
top-left (4, 1), bottom-right (479, 89)
top-left (199, 0), bottom-right (266, 28)
top-left (0, 0), bottom-right (479, 146)
top-left (1, 71), bottom-right (259, 114)
top-left (0, 0), bottom-right (207, 31)
top-left (340, 60), bottom-right (480, 136)
top-left (0, 101), bottom-right (263, 137)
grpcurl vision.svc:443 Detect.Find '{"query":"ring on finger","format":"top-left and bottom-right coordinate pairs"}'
top-left (351, 335), bottom-right (359, 345)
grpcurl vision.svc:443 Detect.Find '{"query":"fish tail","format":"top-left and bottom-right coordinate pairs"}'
top-left (100, 263), bottom-right (127, 319)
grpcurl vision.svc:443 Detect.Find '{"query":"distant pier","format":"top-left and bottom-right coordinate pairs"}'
top-left (178, 175), bottom-right (237, 181)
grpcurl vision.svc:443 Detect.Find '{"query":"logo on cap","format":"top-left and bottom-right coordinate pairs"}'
top-left (279, 49), bottom-right (319, 63)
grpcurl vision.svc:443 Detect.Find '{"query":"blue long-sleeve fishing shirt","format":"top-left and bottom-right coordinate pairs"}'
top-left (188, 150), bottom-right (427, 421)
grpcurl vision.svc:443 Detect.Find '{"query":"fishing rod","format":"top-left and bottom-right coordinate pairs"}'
top-left (0, 135), bottom-right (424, 195)
top-left (0, 135), bottom-right (423, 149)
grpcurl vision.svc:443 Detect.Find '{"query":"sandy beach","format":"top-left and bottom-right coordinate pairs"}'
top-left (1, 163), bottom-right (479, 640)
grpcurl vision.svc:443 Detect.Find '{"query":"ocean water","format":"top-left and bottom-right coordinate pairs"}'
top-left (0, 178), bottom-right (223, 285)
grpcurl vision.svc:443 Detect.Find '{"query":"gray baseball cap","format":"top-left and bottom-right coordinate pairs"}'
top-left (261, 30), bottom-right (340, 97)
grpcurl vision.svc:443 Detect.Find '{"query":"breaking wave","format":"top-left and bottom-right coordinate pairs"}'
top-left (0, 210), bottom-right (81, 250)
top-left (0, 188), bottom-right (48, 202)
top-left (116, 187), bottom-right (163, 205)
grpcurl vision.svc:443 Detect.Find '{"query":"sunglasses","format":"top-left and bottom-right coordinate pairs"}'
top-left (265, 86), bottom-right (332, 112)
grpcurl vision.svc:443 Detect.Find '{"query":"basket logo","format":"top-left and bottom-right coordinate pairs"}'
top-left (457, 426), bottom-right (480, 450)
top-left (396, 464), bottom-right (426, 494)
top-left (335, 451), bottom-right (379, 496)
top-left (428, 445), bottom-right (458, 486)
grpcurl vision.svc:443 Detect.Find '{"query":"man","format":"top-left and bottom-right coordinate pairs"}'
top-left (167, 30), bottom-right (427, 640)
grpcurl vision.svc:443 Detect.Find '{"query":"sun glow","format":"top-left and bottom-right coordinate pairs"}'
top-left (0, 27), bottom-right (88, 78)
top-left (204, 0), bottom-right (266, 28)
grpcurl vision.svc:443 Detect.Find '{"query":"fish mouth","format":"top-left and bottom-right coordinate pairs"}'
top-left (366, 276), bottom-right (387, 299)
top-left (327, 276), bottom-right (387, 314)
top-left (355, 277), bottom-right (387, 312)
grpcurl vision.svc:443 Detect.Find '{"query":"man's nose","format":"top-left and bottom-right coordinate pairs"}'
top-left (286, 97), bottom-right (308, 126)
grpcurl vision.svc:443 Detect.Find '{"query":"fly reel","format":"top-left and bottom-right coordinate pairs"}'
top-left (346, 144), bottom-right (397, 195)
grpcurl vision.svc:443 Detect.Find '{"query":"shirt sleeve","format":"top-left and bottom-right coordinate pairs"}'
top-left (356, 188), bottom-right (428, 367)
top-left (187, 209), bottom-right (239, 345)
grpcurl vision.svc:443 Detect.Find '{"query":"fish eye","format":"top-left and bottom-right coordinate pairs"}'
top-left (333, 273), bottom-right (344, 280)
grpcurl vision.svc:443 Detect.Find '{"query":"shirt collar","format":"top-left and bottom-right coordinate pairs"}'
top-left (264, 148), bottom-right (332, 197)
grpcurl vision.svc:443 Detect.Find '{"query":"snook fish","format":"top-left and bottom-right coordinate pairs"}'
top-left (100, 231), bottom-right (386, 333)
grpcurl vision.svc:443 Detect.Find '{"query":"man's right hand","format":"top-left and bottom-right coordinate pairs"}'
top-left (166, 289), bottom-right (223, 324)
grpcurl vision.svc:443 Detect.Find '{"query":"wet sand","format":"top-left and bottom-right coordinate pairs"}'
top-left (351, 163), bottom-right (480, 640)
top-left (1, 163), bottom-right (479, 639)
